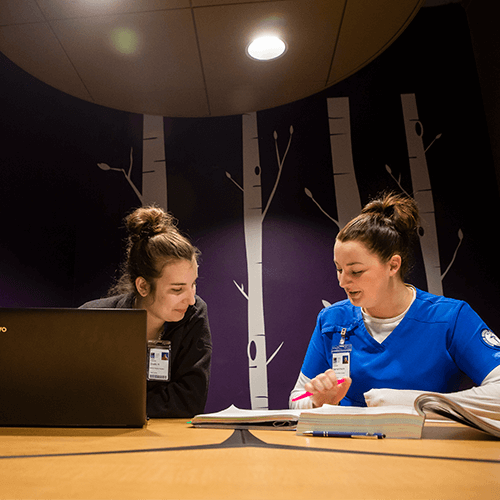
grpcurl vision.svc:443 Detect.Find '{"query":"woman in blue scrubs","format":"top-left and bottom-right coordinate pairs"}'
top-left (290, 192), bottom-right (500, 416)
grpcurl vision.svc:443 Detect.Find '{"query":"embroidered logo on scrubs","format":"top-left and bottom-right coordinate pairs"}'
top-left (481, 329), bottom-right (500, 348)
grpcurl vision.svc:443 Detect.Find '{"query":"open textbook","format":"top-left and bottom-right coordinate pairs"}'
top-left (190, 405), bottom-right (302, 430)
top-left (190, 393), bottom-right (500, 438)
top-left (414, 393), bottom-right (500, 438)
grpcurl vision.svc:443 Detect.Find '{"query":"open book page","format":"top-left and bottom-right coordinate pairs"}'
top-left (190, 405), bottom-right (304, 429)
top-left (415, 393), bottom-right (500, 438)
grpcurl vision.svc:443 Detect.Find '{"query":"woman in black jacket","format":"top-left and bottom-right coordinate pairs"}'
top-left (80, 205), bottom-right (212, 418)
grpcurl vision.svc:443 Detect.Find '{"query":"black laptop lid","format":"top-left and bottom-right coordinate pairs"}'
top-left (0, 308), bottom-right (147, 428)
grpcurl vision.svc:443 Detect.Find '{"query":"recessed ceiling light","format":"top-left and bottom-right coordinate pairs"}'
top-left (110, 27), bottom-right (139, 55)
top-left (247, 36), bottom-right (287, 61)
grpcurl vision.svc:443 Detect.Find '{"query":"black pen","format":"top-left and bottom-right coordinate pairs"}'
top-left (303, 431), bottom-right (386, 439)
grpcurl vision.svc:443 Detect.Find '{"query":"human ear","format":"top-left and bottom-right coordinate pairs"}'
top-left (135, 277), bottom-right (150, 297)
top-left (389, 255), bottom-right (402, 275)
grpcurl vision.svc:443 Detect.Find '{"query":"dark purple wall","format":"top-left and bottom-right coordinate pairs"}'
top-left (1, 5), bottom-right (498, 412)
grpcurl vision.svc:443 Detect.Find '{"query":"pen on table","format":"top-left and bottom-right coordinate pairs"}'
top-left (291, 378), bottom-right (345, 402)
top-left (303, 431), bottom-right (386, 439)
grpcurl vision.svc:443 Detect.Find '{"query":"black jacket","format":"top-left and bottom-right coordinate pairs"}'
top-left (80, 293), bottom-right (212, 418)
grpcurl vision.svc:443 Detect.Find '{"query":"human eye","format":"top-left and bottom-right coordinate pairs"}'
top-left (351, 270), bottom-right (364, 276)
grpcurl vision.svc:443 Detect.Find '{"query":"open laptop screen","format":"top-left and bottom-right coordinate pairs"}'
top-left (0, 308), bottom-right (147, 428)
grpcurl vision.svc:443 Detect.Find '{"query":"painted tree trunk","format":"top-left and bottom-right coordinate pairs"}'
top-left (242, 112), bottom-right (268, 410)
top-left (142, 114), bottom-right (167, 209)
top-left (401, 93), bottom-right (443, 295)
top-left (328, 97), bottom-right (362, 228)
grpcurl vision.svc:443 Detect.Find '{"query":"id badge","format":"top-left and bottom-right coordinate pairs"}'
top-left (147, 340), bottom-right (171, 382)
top-left (331, 328), bottom-right (352, 379)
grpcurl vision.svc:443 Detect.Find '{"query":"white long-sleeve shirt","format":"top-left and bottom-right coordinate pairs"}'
top-left (290, 365), bottom-right (500, 419)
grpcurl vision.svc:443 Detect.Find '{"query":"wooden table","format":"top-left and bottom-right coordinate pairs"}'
top-left (1, 419), bottom-right (499, 499)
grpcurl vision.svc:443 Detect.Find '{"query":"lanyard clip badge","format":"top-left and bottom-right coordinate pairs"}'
top-left (331, 327), bottom-right (352, 379)
top-left (147, 340), bottom-right (171, 382)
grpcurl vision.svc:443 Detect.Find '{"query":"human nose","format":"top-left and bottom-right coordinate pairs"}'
top-left (184, 285), bottom-right (196, 305)
top-left (337, 271), bottom-right (349, 289)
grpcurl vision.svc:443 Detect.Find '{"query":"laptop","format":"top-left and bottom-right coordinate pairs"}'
top-left (0, 307), bottom-right (147, 428)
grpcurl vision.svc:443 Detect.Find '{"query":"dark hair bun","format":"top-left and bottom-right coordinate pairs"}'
top-left (362, 192), bottom-right (420, 237)
top-left (107, 205), bottom-right (199, 297)
top-left (125, 205), bottom-right (176, 243)
top-left (337, 191), bottom-right (421, 280)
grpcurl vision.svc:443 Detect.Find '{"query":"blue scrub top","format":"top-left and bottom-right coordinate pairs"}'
top-left (301, 288), bottom-right (500, 406)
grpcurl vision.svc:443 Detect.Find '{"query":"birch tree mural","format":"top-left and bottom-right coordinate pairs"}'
top-left (400, 93), bottom-right (443, 295)
top-left (305, 97), bottom-right (363, 308)
top-left (226, 111), bottom-right (290, 410)
top-left (141, 115), bottom-right (167, 209)
top-left (97, 114), bottom-right (167, 209)
top-left (305, 97), bottom-right (362, 229)
top-left (327, 97), bottom-right (362, 228)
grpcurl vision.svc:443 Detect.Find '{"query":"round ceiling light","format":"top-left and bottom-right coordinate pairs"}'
top-left (247, 36), bottom-right (287, 61)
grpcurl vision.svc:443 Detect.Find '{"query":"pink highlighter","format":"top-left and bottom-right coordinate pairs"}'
top-left (291, 378), bottom-right (345, 402)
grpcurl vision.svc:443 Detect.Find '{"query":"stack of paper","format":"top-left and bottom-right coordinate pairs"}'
top-left (296, 404), bottom-right (425, 439)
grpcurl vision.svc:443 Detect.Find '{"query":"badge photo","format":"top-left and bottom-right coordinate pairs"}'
top-left (147, 340), bottom-right (172, 381)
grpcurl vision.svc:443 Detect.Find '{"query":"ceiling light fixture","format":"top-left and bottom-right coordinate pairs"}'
top-left (247, 36), bottom-right (287, 61)
top-left (110, 27), bottom-right (139, 55)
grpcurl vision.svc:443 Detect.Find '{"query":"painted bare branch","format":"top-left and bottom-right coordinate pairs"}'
top-left (97, 148), bottom-right (143, 203)
top-left (97, 114), bottom-right (167, 208)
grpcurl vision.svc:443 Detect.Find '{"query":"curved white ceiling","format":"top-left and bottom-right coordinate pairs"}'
top-left (0, 0), bottom-right (425, 117)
